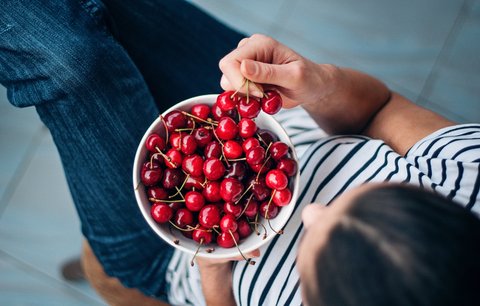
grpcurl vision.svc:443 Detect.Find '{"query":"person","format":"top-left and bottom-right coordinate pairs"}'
top-left (1, 1), bottom-right (479, 306)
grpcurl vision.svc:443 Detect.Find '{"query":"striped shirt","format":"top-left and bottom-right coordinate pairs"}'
top-left (166, 107), bottom-right (480, 306)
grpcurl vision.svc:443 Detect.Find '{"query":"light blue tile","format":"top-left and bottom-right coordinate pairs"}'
top-left (0, 253), bottom-right (105, 306)
top-left (0, 131), bottom-right (104, 304)
top-left (273, 0), bottom-right (464, 97)
top-left (423, 0), bottom-right (480, 123)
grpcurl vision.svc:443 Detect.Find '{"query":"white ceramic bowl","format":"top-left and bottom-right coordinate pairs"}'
top-left (133, 94), bottom-right (299, 259)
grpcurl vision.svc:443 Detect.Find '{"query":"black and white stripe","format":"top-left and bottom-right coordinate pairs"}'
top-left (166, 115), bottom-right (480, 305)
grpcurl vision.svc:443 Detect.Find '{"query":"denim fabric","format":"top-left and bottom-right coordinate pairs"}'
top-left (0, 0), bottom-right (243, 301)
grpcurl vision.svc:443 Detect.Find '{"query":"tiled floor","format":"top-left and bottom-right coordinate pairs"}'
top-left (1, 0), bottom-right (479, 305)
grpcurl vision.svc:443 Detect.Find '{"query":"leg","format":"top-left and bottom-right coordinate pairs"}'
top-left (0, 0), bottom-right (172, 301)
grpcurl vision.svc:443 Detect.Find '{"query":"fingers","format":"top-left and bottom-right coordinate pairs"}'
top-left (240, 59), bottom-right (298, 89)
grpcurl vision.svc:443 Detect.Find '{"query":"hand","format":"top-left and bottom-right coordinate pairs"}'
top-left (219, 34), bottom-right (338, 109)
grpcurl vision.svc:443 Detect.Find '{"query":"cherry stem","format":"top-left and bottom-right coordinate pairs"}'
top-left (265, 190), bottom-right (283, 235)
top-left (212, 128), bottom-right (230, 167)
top-left (234, 183), bottom-right (253, 205)
top-left (211, 225), bottom-right (221, 235)
top-left (168, 174), bottom-right (190, 198)
top-left (237, 193), bottom-right (254, 219)
top-left (256, 155), bottom-right (272, 182)
top-left (190, 238), bottom-right (204, 267)
top-left (155, 147), bottom-right (177, 168)
top-left (181, 111), bottom-right (218, 126)
top-left (175, 128), bottom-right (194, 132)
top-left (160, 115), bottom-right (169, 146)
top-left (149, 197), bottom-right (185, 203)
top-left (228, 157), bottom-right (247, 162)
top-left (229, 230), bottom-right (255, 265)
top-left (231, 78), bottom-right (248, 98)
top-left (169, 221), bottom-right (197, 232)
top-left (249, 221), bottom-right (268, 240)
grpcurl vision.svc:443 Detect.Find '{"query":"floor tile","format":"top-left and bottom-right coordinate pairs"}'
top-left (0, 252), bottom-right (105, 306)
top-left (422, 0), bottom-right (480, 123)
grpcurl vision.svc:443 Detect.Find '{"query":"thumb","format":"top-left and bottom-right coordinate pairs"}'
top-left (241, 59), bottom-right (290, 88)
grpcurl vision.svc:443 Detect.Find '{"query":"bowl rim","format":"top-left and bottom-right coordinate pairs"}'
top-left (133, 94), bottom-right (300, 259)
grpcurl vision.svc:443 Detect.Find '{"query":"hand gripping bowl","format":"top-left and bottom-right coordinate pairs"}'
top-left (133, 94), bottom-right (300, 259)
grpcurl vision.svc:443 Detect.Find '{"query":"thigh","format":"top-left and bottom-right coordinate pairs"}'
top-left (101, 0), bottom-right (245, 111)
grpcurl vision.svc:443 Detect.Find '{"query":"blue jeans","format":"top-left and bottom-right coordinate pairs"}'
top-left (0, 0), bottom-right (243, 301)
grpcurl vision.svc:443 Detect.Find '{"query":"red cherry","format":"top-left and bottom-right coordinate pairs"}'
top-left (260, 201), bottom-right (279, 219)
top-left (269, 141), bottom-right (289, 160)
top-left (217, 231), bottom-right (239, 248)
top-left (246, 146), bottom-right (266, 165)
top-left (257, 129), bottom-right (278, 146)
top-left (184, 175), bottom-right (205, 191)
top-left (164, 110), bottom-right (187, 132)
top-left (220, 214), bottom-right (238, 232)
top-left (204, 141), bottom-right (222, 159)
top-left (169, 132), bottom-right (183, 150)
top-left (216, 91), bottom-right (238, 111)
top-left (220, 177), bottom-right (244, 202)
top-left (193, 127), bottom-right (213, 148)
top-left (193, 227), bottom-right (213, 244)
top-left (174, 208), bottom-right (194, 228)
top-left (181, 134), bottom-right (198, 155)
top-left (182, 154), bottom-right (204, 177)
top-left (202, 181), bottom-right (222, 202)
top-left (147, 187), bottom-right (168, 200)
top-left (225, 162), bottom-right (248, 180)
top-left (146, 133), bottom-right (166, 152)
top-left (212, 102), bottom-right (237, 121)
top-left (198, 205), bottom-right (221, 229)
top-left (162, 168), bottom-right (184, 189)
top-left (237, 218), bottom-right (253, 238)
top-left (168, 201), bottom-right (184, 212)
top-left (238, 118), bottom-right (257, 138)
top-left (248, 177), bottom-right (271, 201)
top-left (238, 97), bottom-right (261, 119)
top-left (185, 191), bottom-right (205, 212)
top-left (191, 104), bottom-right (211, 120)
top-left (277, 158), bottom-right (297, 177)
top-left (224, 202), bottom-right (243, 218)
top-left (249, 158), bottom-right (273, 174)
top-left (243, 198), bottom-right (259, 218)
top-left (215, 117), bottom-right (238, 140)
top-left (165, 148), bottom-right (183, 169)
top-left (266, 169), bottom-right (289, 190)
top-left (261, 90), bottom-right (282, 115)
top-left (150, 203), bottom-right (173, 223)
top-left (272, 188), bottom-right (292, 207)
top-left (223, 140), bottom-right (243, 159)
top-left (141, 168), bottom-right (163, 186)
top-left (242, 137), bottom-right (261, 152)
top-left (203, 157), bottom-right (226, 181)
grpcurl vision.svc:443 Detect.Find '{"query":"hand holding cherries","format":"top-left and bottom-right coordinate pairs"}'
top-left (137, 88), bottom-right (297, 265)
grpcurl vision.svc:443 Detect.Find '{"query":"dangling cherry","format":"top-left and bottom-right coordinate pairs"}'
top-left (261, 90), bottom-right (282, 115)
top-left (216, 91), bottom-right (238, 111)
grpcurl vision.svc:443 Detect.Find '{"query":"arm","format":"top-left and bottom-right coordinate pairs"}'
top-left (219, 34), bottom-right (454, 155)
top-left (197, 260), bottom-right (236, 306)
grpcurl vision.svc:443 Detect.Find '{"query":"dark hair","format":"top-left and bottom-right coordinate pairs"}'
top-left (304, 184), bottom-right (480, 306)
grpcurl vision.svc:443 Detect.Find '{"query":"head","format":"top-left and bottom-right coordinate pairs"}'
top-left (297, 183), bottom-right (480, 306)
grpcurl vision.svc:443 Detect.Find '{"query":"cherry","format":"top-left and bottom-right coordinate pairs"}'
top-left (249, 158), bottom-right (273, 174)
top-left (277, 158), bottom-right (297, 177)
top-left (204, 141), bottom-right (222, 159)
top-left (217, 231), bottom-right (239, 248)
top-left (269, 141), bottom-right (289, 160)
top-left (184, 175), bottom-right (205, 191)
top-left (243, 198), bottom-right (259, 218)
top-left (260, 201), bottom-right (279, 219)
top-left (223, 140), bottom-right (243, 159)
top-left (242, 137), bottom-right (261, 153)
top-left (193, 127), bottom-right (213, 148)
top-left (215, 117), bottom-right (238, 140)
top-left (237, 218), bottom-right (253, 238)
top-left (151, 203), bottom-right (173, 223)
top-left (192, 226), bottom-right (213, 244)
top-left (198, 205), bottom-right (221, 229)
top-left (220, 214), bottom-right (238, 232)
top-left (165, 148), bottom-right (183, 169)
top-left (191, 104), bottom-right (211, 120)
top-left (168, 201), bottom-right (184, 212)
top-left (149, 152), bottom-right (165, 166)
top-left (220, 178), bottom-right (244, 202)
top-left (202, 181), bottom-right (222, 202)
top-left (174, 208), bottom-right (194, 228)
top-left (238, 97), bottom-right (261, 119)
top-left (141, 168), bottom-right (163, 186)
top-left (164, 110), bottom-right (187, 132)
top-left (146, 133), bottom-right (166, 152)
top-left (272, 188), bottom-right (292, 207)
top-left (185, 191), bottom-right (205, 212)
top-left (246, 146), bottom-right (266, 165)
top-left (238, 118), bottom-right (257, 138)
top-left (182, 154), bottom-right (204, 177)
top-left (224, 202), bottom-right (243, 218)
top-left (181, 134), bottom-right (197, 155)
top-left (225, 161), bottom-right (248, 180)
top-left (257, 129), bottom-right (278, 146)
top-left (216, 91), bottom-right (238, 111)
top-left (261, 90), bottom-right (282, 115)
top-left (248, 177), bottom-right (271, 201)
top-left (203, 157), bottom-right (226, 181)
top-left (212, 102), bottom-right (237, 121)
top-left (169, 132), bottom-right (183, 150)
top-left (147, 186), bottom-right (168, 200)
top-left (186, 117), bottom-right (195, 129)
top-left (266, 169), bottom-right (289, 190)
top-left (162, 168), bottom-right (184, 189)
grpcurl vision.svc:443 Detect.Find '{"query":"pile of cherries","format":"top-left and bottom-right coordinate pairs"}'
top-left (140, 89), bottom-right (297, 262)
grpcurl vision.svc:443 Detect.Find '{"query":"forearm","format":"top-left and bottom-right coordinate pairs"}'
top-left (302, 66), bottom-right (391, 135)
top-left (198, 261), bottom-right (236, 306)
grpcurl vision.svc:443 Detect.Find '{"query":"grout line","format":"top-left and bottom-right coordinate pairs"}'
top-left (416, 0), bottom-right (473, 106)
top-left (0, 126), bottom-right (46, 219)
top-left (0, 249), bottom-right (106, 305)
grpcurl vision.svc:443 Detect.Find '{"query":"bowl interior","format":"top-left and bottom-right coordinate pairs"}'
top-left (133, 94), bottom-right (300, 258)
